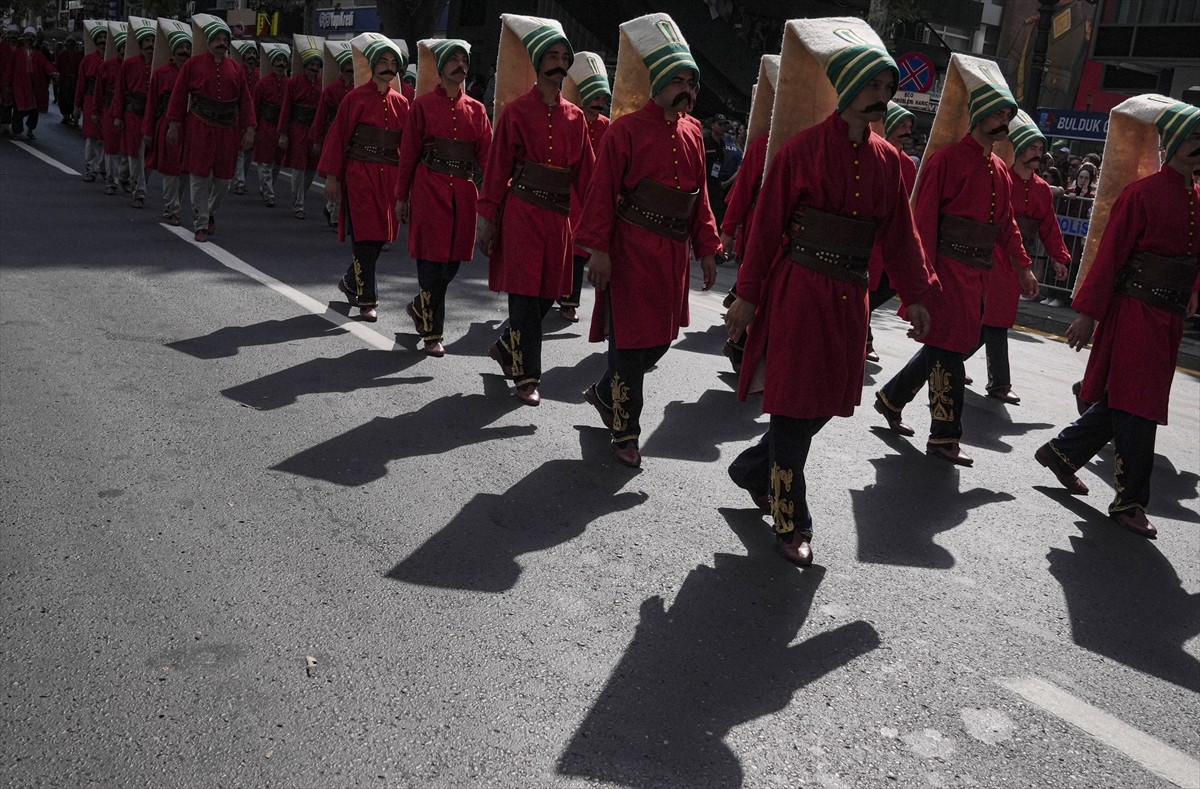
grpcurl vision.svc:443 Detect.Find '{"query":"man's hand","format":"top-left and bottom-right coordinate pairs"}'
top-left (165, 121), bottom-right (179, 147)
top-left (1052, 260), bottom-right (1069, 280)
top-left (588, 250), bottom-right (612, 291)
top-left (1066, 314), bottom-right (1095, 351)
top-left (323, 174), bottom-right (340, 204)
top-left (724, 296), bottom-right (756, 341)
top-left (476, 218), bottom-right (496, 257)
top-left (395, 200), bottom-right (410, 225)
top-left (700, 254), bottom-right (717, 291)
top-left (718, 231), bottom-right (735, 250)
top-left (241, 127), bottom-right (255, 151)
top-left (277, 133), bottom-right (288, 151)
top-left (1019, 267), bottom-right (1039, 299)
top-left (112, 117), bottom-right (122, 129)
top-left (904, 303), bottom-right (931, 340)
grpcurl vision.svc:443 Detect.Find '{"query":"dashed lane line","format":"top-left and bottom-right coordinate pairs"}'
top-left (1001, 676), bottom-right (1200, 789)
top-left (9, 139), bottom-right (81, 175)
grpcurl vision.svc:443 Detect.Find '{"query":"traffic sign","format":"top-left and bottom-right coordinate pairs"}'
top-left (897, 52), bottom-right (936, 94)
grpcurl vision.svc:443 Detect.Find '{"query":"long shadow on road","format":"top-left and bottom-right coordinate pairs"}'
top-left (641, 388), bottom-right (764, 463)
top-left (1037, 486), bottom-right (1200, 693)
top-left (166, 314), bottom-right (351, 359)
top-left (556, 507), bottom-right (880, 788)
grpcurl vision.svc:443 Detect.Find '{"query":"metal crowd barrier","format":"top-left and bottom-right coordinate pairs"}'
top-left (1025, 192), bottom-right (1093, 305)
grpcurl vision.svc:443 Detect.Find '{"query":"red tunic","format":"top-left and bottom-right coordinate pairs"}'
top-left (279, 72), bottom-right (322, 169)
top-left (312, 77), bottom-right (352, 146)
top-left (98, 56), bottom-right (124, 155)
top-left (112, 52), bottom-right (151, 157)
top-left (576, 101), bottom-right (721, 349)
top-left (395, 85), bottom-right (492, 263)
top-left (165, 52), bottom-right (256, 180)
top-left (984, 168), bottom-right (1072, 327)
top-left (569, 113), bottom-right (610, 257)
top-left (867, 145), bottom-right (919, 290)
top-left (9, 46), bottom-right (56, 113)
top-left (317, 81), bottom-right (408, 243)
top-left (0, 42), bottom-right (13, 106)
top-left (401, 81), bottom-right (414, 102)
top-left (909, 134), bottom-right (1029, 354)
top-left (252, 73), bottom-right (286, 164)
top-left (1075, 165), bottom-right (1199, 424)
top-left (143, 61), bottom-right (183, 175)
top-left (720, 133), bottom-right (768, 261)
top-left (478, 86), bottom-right (595, 299)
top-left (736, 113), bottom-right (939, 419)
top-left (75, 51), bottom-right (105, 138)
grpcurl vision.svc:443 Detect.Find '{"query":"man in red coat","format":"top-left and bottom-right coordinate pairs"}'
top-left (165, 15), bottom-right (256, 242)
top-left (967, 111), bottom-right (1070, 403)
top-left (0, 26), bottom-right (17, 137)
top-left (477, 13), bottom-right (595, 407)
top-left (251, 43), bottom-right (288, 208)
top-left (1037, 96), bottom-right (1200, 539)
top-left (875, 53), bottom-right (1035, 467)
top-left (229, 40), bottom-right (258, 195)
top-left (55, 37), bottom-right (82, 126)
top-left (313, 41), bottom-right (354, 227)
top-left (143, 19), bottom-right (191, 226)
top-left (558, 50), bottom-right (610, 323)
top-left (97, 26), bottom-right (129, 194)
top-left (319, 33), bottom-right (409, 322)
top-left (724, 19), bottom-right (937, 566)
top-left (279, 35), bottom-right (324, 219)
top-left (112, 19), bottom-right (155, 209)
top-left (75, 21), bottom-right (107, 181)
top-left (395, 38), bottom-right (492, 357)
top-left (9, 27), bottom-right (58, 141)
top-left (576, 13), bottom-right (719, 468)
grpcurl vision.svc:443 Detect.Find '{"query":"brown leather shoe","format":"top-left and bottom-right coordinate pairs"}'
top-left (359, 307), bottom-right (378, 322)
top-left (865, 344), bottom-right (880, 363)
top-left (963, 375), bottom-right (974, 386)
top-left (873, 394), bottom-right (914, 436)
top-left (406, 302), bottom-right (425, 336)
top-left (776, 536), bottom-right (813, 566)
top-left (206, 216), bottom-right (216, 235)
top-left (1112, 509), bottom-right (1157, 538)
top-left (1034, 443), bottom-right (1088, 495)
top-left (926, 442), bottom-right (973, 467)
top-left (194, 228), bottom-right (209, 243)
top-left (337, 279), bottom-right (360, 307)
top-left (988, 387), bottom-right (1021, 405)
top-left (584, 384), bottom-right (614, 429)
top-left (489, 341), bottom-right (513, 377)
top-left (423, 340), bottom-right (445, 358)
top-left (515, 384), bottom-right (540, 406)
top-left (611, 440), bottom-right (641, 468)
top-left (559, 306), bottom-right (578, 322)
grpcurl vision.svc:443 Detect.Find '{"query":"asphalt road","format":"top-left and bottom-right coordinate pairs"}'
top-left (2, 112), bottom-right (1198, 789)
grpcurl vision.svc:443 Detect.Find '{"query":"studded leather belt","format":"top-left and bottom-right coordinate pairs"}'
top-left (1116, 250), bottom-right (1198, 316)
top-left (786, 205), bottom-right (878, 288)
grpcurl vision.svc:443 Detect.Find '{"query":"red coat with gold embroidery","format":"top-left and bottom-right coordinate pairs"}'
top-left (478, 86), bottom-right (595, 299)
top-left (1075, 165), bottom-right (1199, 424)
top-left (736, 112), bottom-right (939, 419)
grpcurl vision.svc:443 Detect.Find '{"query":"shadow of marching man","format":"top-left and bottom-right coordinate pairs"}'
top-left (557, 507), bottom-right (880, 788)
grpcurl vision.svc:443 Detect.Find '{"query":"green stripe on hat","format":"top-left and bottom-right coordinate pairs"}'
top-left (968, 82), bottom-right (1017, 127)
top-left (1155, 102), bottom-right (1200, 162)
top-left (521, 24), bottom-right (572, 68)
top-left (826, 44), bottom-right (898, 114)
top-left (301, 48), bottom-right (322, 65)
top-left (201, 19), bottom-right (231, 42)
top-left (113, 30), bottom-right (127, 46)
top-left (134, 25), bottom-right (155, 42)
top-left (575, 73), bottom-right (610, 104)
top-left (166, 29), bottom-right (190, 51)
top-left (429, 38), bottom-right (469, 73)
top-left (333, 47), bottom-right (352, 67)
top-left (644, 41), bottom-right (698, 96)
top-left (88, 25), bottom-right (107, 43)
top-left (884, 102), bottom-right (914, 137)
top-left (1008, 116), bottom-right (1046, 156)
top-left (363, 38), bottom-right (404, 70)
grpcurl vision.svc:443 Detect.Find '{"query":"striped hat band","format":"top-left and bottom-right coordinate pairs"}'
top-left (134, 25), bottom-right (155, 42)
top-left (1008, 119), bottom-right (1045, 155)
top-left (826, 44), bottom-right (898, 114)
top-left (363, 38), bottom-right (403, 69)
top-left (968, 82), bottom-right (1017, 127)
top-left (521, 24), bottom-right (572, 68)
top-left (113, 31), bottom-right (127, 46)
top-left (575, 73), bottom-right (610, 104)
top-left (300, 48), bottom-right (322, 65)
top-left (333, 48), bottom-right (352, 67)
top-left (89, 25), bottom-right (107, 42)
top-left (1155, 102), bottom-right (1200, 162)
top-left (201, 19), bottom-right (231, 42)
top-left (429, 38), bottom-right (469, 72)
top-left (884, 102), bottom-right (914, 137)
top-left (166, 30), bottom-right (190, 51)
top-left (644, 41), bottom-right (698, 96)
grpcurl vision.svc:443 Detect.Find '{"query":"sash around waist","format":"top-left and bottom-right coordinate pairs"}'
top-left (616, 178), bottom-right (698, 242)
top-left (290, 102), bottom-right (317, 126)
top-left (155, 91), bottom-right (171, 118)
top-left (785, 205), bottom-right (879, 288)
top-left (259, 100), bottom-right (281, 124)
top-left (938, 213), bottom-right (999, 270)
top-left (347, 123), bottom-right (402, 164)
top-left (124, 91), bottom-right (147, 117)
top-left (421, 136), bottom-right (476, 177)
top-left (511, 161), bottom-right (572, 216)
top-left (84, 75), bottom-right (96, 96)
top-left (190, 92), bottom-right (240, 127)
top-left (1116, 249), bottom-right (1198, 316)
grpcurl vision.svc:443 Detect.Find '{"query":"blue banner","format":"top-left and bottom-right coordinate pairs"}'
top-left (1057, 214), bottom-right (1090, 238)
top-left (313, 6), bottom-right (380, 34)
top-left (1035, 108), bottom-right (1111, 142)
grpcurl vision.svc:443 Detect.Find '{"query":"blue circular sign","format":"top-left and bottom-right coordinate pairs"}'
top-left (897, 52), bottom-right (936, 94)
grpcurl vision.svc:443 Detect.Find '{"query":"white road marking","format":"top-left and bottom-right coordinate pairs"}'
top-left (1001, 676), bottom-right (1200, 789)
top-left (9, 139), bottom-right (81, 175)
top-left (160, 224), bottom-right (399, 352)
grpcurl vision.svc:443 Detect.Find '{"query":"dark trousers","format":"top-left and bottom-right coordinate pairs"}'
top-left (866, 272), bottom-right (896, 348)
top-left (0, 102), bottom-right (12, 125)
top-left (964, 324), bottom-right (1012, 393)
top-left (12, 109), bottom-right (38, 134)
top-left (410, 259), bottom-right (461, 341)
top-left (339, 200), bottom-right (384, 307)
top-left (558, 254), bottom-right (587, 308)
top-left (495, 293), bottom-right (555, 388)
top-left (879, 344), bottom-right (966, 445)
top-left (728, 415), bottom-right (831, 541)
top-left (59, 78), bottom-right (76, 118)
top-left (1047, 395), bottom-right (1156, 514)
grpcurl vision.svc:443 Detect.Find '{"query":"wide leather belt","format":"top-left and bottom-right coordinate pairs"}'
top-left (291, 102), bottom-right (317, 126)
top-left (347, 123), bottom-right (401, 165)
top-left (786, 205), bottom-right (878, 288)
top-left (85, 75), bottom-right (96, 96)
top-left (189, 92), bottom-right (239, 127)
top-left (259, 100), bottom-right (281, 124)
top-left (421, 137), bottom-right (476, 178)
top-left (1015, 215), bottom-right (1040, 254)
top-left (511, 161), bottom-right (571, 216)
top-left (1115, 249), bottom-right (1198, 316)
top-left (155, 91), bottom-right (171, 119)
top-left (616, 178), bottom-right (698, 242)
top-left (938, 213), bottom-right (999, 270)
top-left (124, 91), bottom-right (147, 117)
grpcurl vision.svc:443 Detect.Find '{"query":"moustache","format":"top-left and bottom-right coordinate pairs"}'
top-left (377, 69), bottom-right (396, 77)
top-left (896, 132), bottom-right (912, 139)
top-left (450, 67), bottom-right (466, 76)
top-left (671, 92), bottom-right (693, 107)
top-left (864, 102), bottom-right (887, 113)
top-left (988, 124), bottom-right (1009, 136)
top-left (1024, 155), bottom-right (1041, 166)
top-left (214, 44), bottom-right (227, 51)
top-left (545, 67), bottom-right (567, 77)
top-left (1188, 146), bottom-right (1200, 158)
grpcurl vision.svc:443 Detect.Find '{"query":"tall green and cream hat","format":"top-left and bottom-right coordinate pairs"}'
top-left (403, 62), bottom-right (417, 84)
top-left (416, 38), bottom-right (470, 97)
top-left (765, 18), bottom-right (895, 168)
top-left (153, 17), bottom-right (191, 71)
top-left (82, 20), bottom-right (107, 57)
top-left (563, 51), bottom-right (610, 110)
top-left (104, 20), bottom-right (128, 61)
top-left (1074, 93), bottom-right (1200, 297)
top-left (126, 16), bottom-right (156, 60)
top-left (190, 13), bottom-right (231, 51)
top-left (230, 39), bottom-right (255, 60)
top-left (884, 101), bottom-right (915, 138)
top-left (1007, 110), bottom-right (1046, 157)
top-left (611, 13), bottom-right (696, 121)
top-left (259, 42), bottom-right (290, 77)
top-left (292, 33), bottom-right (325, 75)
top-left (323, 39), bottom-right (353, 85)
top-left (495, 14), bottom-right (571, 119)
top-left (349, 32), bottom-right (406, 89)
top-left (746, 54), bottom-right (779, 146)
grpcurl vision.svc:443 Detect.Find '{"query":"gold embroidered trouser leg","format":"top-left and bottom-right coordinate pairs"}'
top-left (1048, 395), bottom-right (1156, 514)
top-left (767, 415), bottom-right (831, 541)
